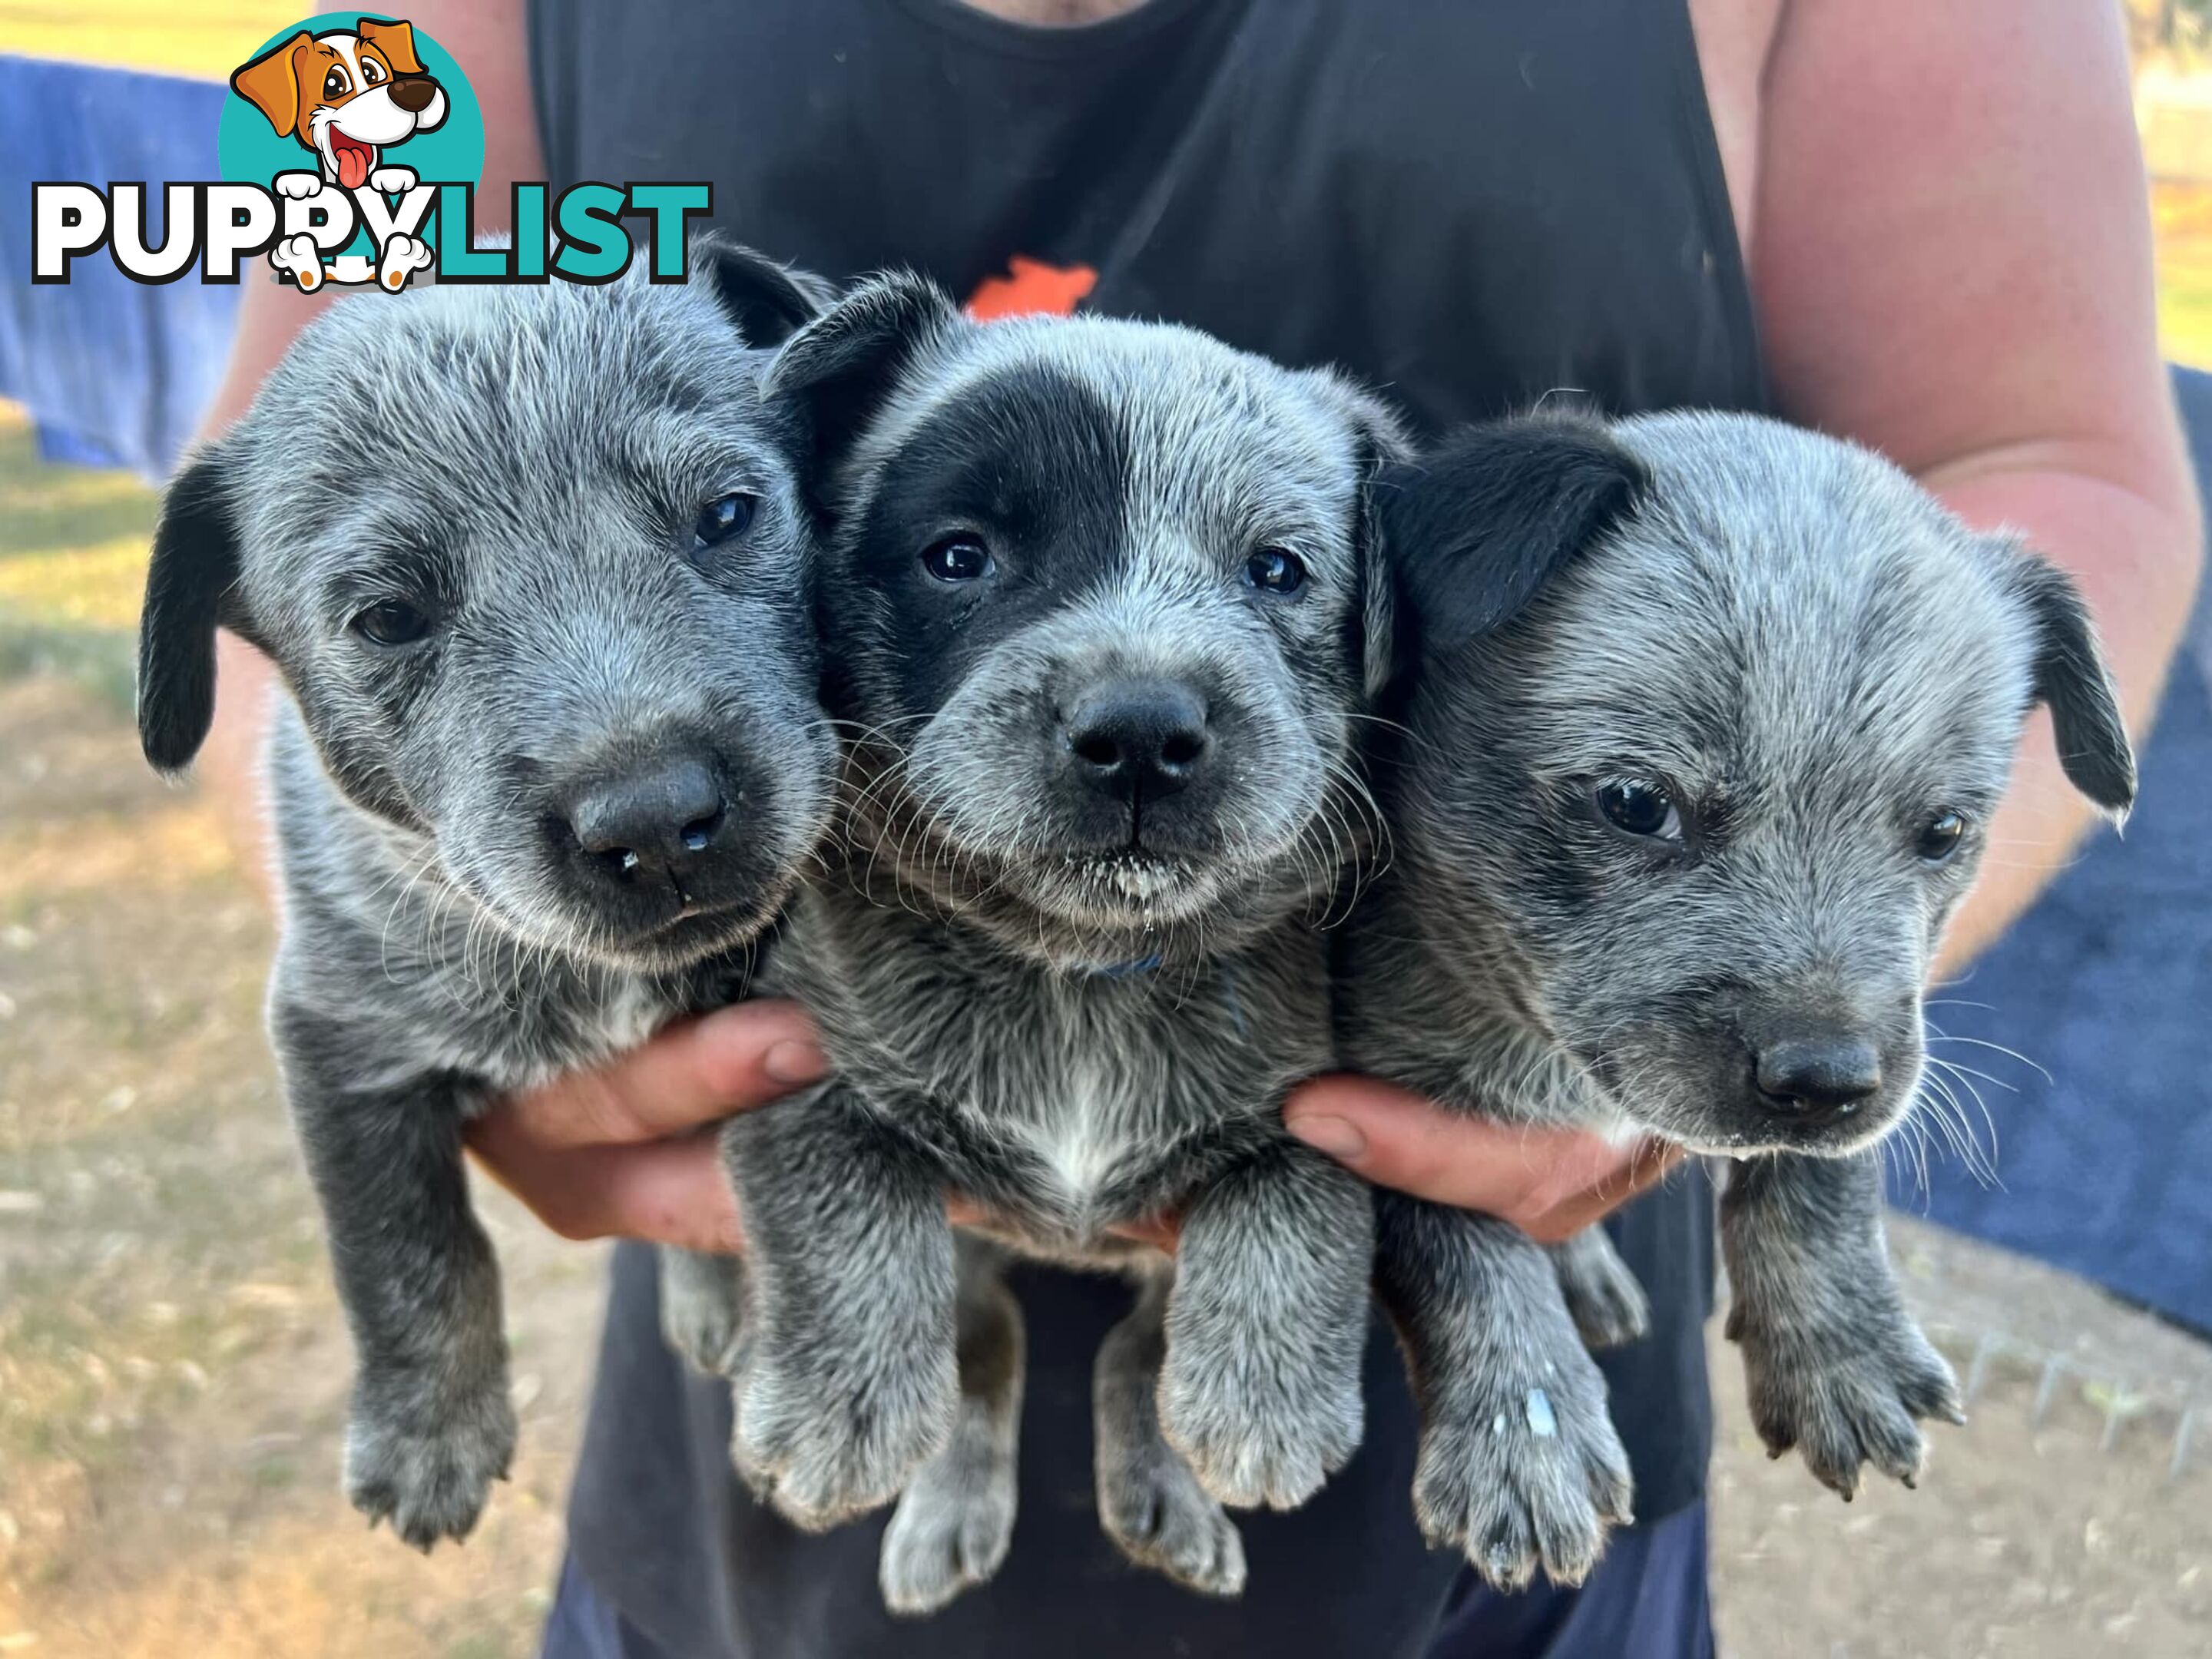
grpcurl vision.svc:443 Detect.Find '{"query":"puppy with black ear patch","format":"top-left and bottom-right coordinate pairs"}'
top-left (683, 272), bottom-right (1403, 1613)
top-left (134, 241), bottom-right (839, 1550)
top-left (1343, 410), bottom-right (2137, 1590)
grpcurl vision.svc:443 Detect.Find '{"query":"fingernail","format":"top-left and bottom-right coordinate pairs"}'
top-left (763, 1038), bottom-right (829, 1086)
top-left (1286, 1113), bottom-right (1366, 1161)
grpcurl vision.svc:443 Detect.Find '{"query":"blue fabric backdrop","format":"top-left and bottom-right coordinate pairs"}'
top-left (1906, 378), bottom-right (2212, 1333)
top-left (1, 52), bottom-right (2205, 1326)
top-left (0, 56), bottom-right (236, 476)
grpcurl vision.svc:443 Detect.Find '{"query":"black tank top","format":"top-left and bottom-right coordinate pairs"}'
top-left (530, 3), bottom-right (1761, 1653)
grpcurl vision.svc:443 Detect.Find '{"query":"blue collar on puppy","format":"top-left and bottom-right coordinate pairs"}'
top-left (1079, 950), bottom-right (1251, 1036)
top-left (1086, 951), bottom-right (1164, 980)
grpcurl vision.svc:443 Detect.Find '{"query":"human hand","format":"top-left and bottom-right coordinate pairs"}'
top-left (1283, 1075), bottom-right (1681, 1243)
top-left (464, 1000), bottom-right (830, 1253)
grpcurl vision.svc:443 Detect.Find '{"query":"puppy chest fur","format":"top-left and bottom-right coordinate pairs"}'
top-left (772, 878), bottom-right (1333, 1251)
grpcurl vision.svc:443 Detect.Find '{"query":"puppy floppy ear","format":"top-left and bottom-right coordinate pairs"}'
top-left (231, 31), bottom-right (313, 139)
top-left (2001, 544), bottom-right (2137, 820)
top-left (137, 448), bottom-right (245, 775)
top-left (356, 18), bottom-right (426, 76)
top-left (760, 270), bottom-right (962, 479)
top-left (1297, 369), bottom-right (1414, 704)
top-left (1377, 413), bottom-right (1647, 671)
top-left (694, 237), bottom-right (836, 348)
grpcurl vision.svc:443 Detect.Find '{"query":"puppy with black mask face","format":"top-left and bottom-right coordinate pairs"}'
top-left (134, 242), bottom-right (838, 1550)
top-left (670, 273), bottom-right (1403, 1613)
top-left (1342, 410), bottom-right (2137, 1590)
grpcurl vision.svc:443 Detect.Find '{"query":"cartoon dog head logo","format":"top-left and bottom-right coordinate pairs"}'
top-left (218, 14), bottom-right (482, 292)
top-left (230, 18), bottom-right (449, 191)
top-left (33, 21), bottom-right (693, 294)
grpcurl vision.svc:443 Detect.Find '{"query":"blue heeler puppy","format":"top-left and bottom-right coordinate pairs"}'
top-left (1342, 410), bottom-right (2137, 1591)
top-left (661, 273), bottom-right (1419, 1614)
top-left (131, 243), bottom-right (839, 1549)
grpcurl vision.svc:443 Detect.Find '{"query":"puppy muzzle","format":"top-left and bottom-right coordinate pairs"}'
top-left (528, 734), bottom-right (795, 963)
top-left (1587, 1018), bottom-right (1922, 1159)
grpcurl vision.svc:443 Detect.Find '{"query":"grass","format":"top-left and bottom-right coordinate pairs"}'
top-left (0, 408), bottom-right (149, 708)
top-left (0, 4), bottom-right (303, 80)
top-left (0, 663), bottom-right (589, 1657)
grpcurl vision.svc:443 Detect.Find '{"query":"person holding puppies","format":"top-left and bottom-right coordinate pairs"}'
top-left (184, 1), bottom-right (2200, 1655)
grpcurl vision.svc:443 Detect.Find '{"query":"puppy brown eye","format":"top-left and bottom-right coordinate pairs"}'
top-left (353, 599), bottom-right (431, 647)
top-left (1244, 548), bottom-right (1306, 594)
top-left (922, 536), bottom-right (993, 583)
top-left (1594, 780), bottom-right (1683, 843)
top-left (1915, 810), bottom-right (1967, 863)
top-left (360, 58), bottom-right (384, 84)
top-left (323, 67), bottom-right (350, 99)
top-left (693, 493), bottom-right (757, 551)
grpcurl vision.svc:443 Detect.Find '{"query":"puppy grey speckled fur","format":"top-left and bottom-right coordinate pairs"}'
top-left (133, 245), bottom-right (839, 1548)
top-left (1343, 410), bottom-right (2137, 1588)
top-left (681, 273), bottom-right (1403, 1611)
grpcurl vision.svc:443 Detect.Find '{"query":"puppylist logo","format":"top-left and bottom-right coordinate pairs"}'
top-left (32, 14), bottom-right (710, 292)
top-left (228, 14), bottom-right (464, 290)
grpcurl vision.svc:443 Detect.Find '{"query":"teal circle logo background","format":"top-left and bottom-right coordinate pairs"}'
top-left (217, 14), bottom-right (485, 256)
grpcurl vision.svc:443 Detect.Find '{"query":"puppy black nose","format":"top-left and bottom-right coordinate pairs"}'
top-left (1064, 680), bottom-right (1211, 801)
top-left (1753, 1031), bottom-right (1884, 1121)
top-left (389, 75), bottom-right (440, 114)
top-left (565, 754), bottom-right (727, 882)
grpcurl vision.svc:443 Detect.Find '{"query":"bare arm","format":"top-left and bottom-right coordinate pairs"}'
top-left (1752, 0), bottom-right (2203, 972)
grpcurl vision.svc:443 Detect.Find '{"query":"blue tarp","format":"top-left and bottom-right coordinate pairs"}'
top-left (0, 56), bottom-right (236, 476)
top-left (1909, 381), bottom-right (2212, 1332)
top-left (2, 54), bottom-right (2207, 1326)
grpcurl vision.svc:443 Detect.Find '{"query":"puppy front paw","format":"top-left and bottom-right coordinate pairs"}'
top-left (344, 1377), bottom-right (518, 1550)
top-left (1729, 1303), bottom-right (1964, 1498)
top-left (733, 1343), bottom-right (958, 1532)
top-left (274, 171), bottom-right (324, 199)
top-left (1156, 1334), bottom-right (1363, 1512)
top-left (1414, 1342), bottom-right (1632, 1591)
top-left (367, 164), bottom-right (418, 194)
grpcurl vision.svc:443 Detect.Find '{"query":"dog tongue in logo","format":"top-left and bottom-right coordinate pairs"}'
top-left (330, 132), bottom-right (374, 190)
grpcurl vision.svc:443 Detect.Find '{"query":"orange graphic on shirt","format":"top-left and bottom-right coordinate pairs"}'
top-left (967, 256), bottom-right (1098, 320)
